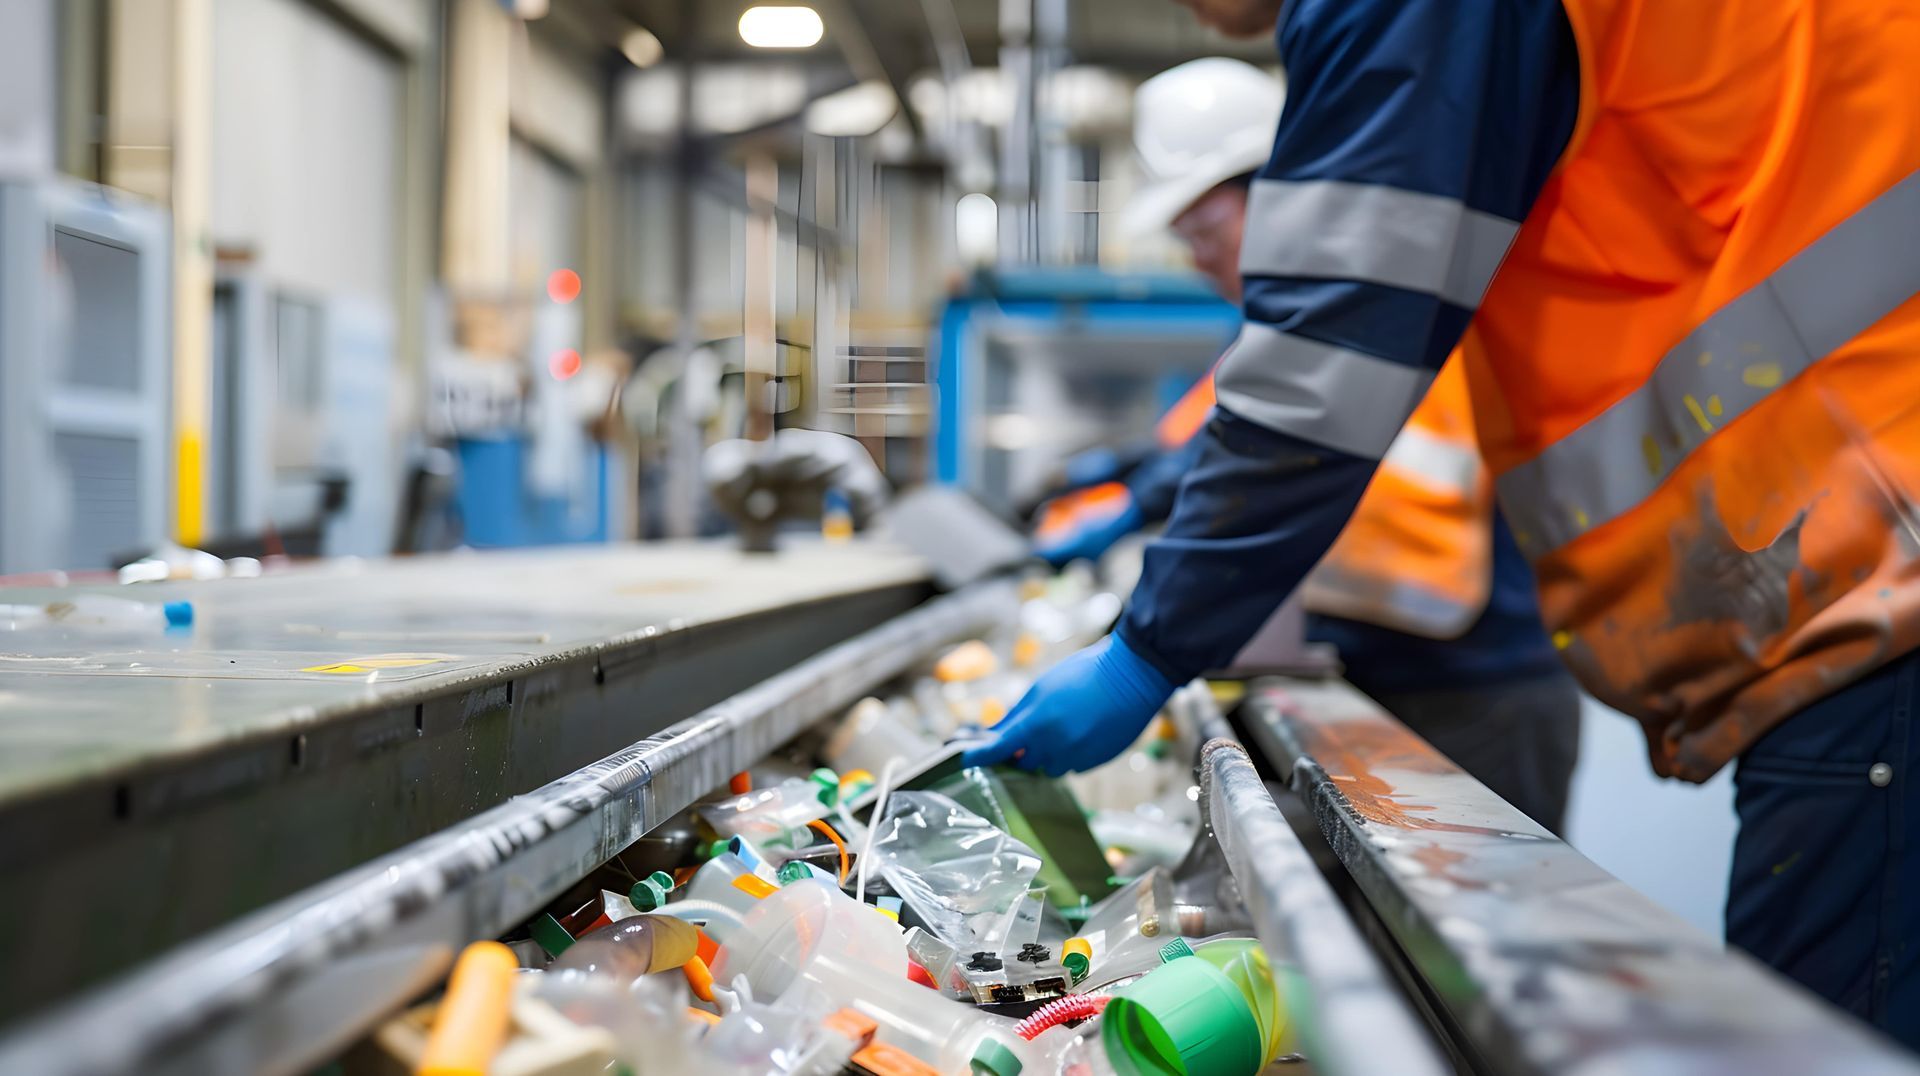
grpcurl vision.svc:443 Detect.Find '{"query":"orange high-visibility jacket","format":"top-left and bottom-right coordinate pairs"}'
top-left (1161, 357), bottom-right (1493, 641)
top-left (1467, 0), bottom-right (1920, 779)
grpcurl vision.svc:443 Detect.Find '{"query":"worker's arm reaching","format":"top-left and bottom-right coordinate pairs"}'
top-left (966, 0), bottom-right (1579, 772)
top-left (1032, 438), bottom-right (1201, 566)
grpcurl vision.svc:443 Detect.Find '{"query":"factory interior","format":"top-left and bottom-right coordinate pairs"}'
top-left (2, 0), bottom-right (1917, 1072)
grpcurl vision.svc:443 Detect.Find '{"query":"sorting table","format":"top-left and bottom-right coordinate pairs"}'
top-left (0, 541), bottom-right (930, 1027)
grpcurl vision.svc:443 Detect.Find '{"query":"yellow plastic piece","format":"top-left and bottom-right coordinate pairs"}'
top-left (1062, 937), bottom-right (1092, 962)
top-left (731, 874), bottom-right (779, 900)
top-left (978, 697), bottom-right (1007, 726)
top-left (1196, 939), bottom-right (1291, 1066)
top-left (934, 639), bottom-right (998, 683)
top-left (683, 955), bottom-right (716, 1003)
top-left (1011, 632), bottom-right (1044, 669)
top-left (418, 941), bottom-right (518, 1076)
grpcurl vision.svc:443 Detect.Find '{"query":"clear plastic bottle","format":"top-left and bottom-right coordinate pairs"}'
top-left (680, 851), bottom-right (780, 916)
top-left (549, 914), bottom-right (701, 981)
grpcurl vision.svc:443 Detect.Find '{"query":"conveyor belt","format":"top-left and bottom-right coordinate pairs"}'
top-left (0, 541), bottom-right (930, 1027)
top-left (6, 551), bottom-right (1913, 1076)
top-left (1239, 678), bottom-right (1919, 1075)
top-left (0, 578), bottom-right (1015, 1076)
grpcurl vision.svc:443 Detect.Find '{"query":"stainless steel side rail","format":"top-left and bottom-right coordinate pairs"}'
top-left (1239, 677), bottom-right (1919, 1076)
top-left (0, 581), bottom-right (1019, 1076)
top-left (1196, 691), bottom-right (1452, 1076)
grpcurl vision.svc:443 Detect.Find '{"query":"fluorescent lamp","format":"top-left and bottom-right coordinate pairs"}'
top-left (738, 6), bottom-right (823, 49)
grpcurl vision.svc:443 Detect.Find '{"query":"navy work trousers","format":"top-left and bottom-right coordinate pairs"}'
top-left (1728, 648), bottom-right (1920, 1050)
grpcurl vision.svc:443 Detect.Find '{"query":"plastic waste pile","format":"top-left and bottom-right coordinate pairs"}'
top-left (362, 572), bottom-right (1294, 1076)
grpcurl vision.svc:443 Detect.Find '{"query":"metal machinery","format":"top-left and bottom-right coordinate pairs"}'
top-left (931, 269), bottom-right (1238, 511)
top-left (0, 540), bottom-right (1911, 1075)
top-left (0, 177), bottom-right (171, 575)
top-left (205, 264), bottom-right (405, 559)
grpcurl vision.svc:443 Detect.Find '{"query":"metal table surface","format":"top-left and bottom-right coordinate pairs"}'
top-left (1240, 677), bottom-right (1919, 1075)
top-left (0, 581), bottom-right (1016, 1076)
top-left (0, 540), bottom-right (931, 1027)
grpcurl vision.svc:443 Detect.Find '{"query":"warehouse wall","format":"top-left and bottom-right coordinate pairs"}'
top-left (0, 0), bottom-right (56, 177)
top-left (209, 0), bottom-right (404, 304)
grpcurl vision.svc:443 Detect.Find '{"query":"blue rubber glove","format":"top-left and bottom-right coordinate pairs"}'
top-left (960, 634), bottom-right (1177, 776)
top-left (1061, 447), bottom-right (1125, 489)
top-left (1034, 498), bottom-right (1145, 567)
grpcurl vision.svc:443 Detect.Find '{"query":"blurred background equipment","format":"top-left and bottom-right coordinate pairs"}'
top-left (0, 178), bottom-right (170, 575)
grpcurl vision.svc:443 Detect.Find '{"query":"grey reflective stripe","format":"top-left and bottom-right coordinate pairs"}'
top-left (1214, 322), bottom-right (1434, 459)
top-left (1499, 167), bottom-right (1920, 557)
top-left (1380, 423), bottom-right (1481, 494)
top-left (1239, 179), bottom-right (1521, 308)
top-left (1302, 563), bottom-right (1481, 640)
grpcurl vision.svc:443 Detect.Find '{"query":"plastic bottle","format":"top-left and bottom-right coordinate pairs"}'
top-left (1098, 939), bottom-right (1288, 1076)
top-left (548, 914), bottom-right (700, 982)
top-left (0, 595), bottom-right (193, 630)
top-left (824, 697), bottom-right (938, 778)
top-left (698, 778), bottom-right (829, 849)
top-left (680, 851), bottom-right (780, 916)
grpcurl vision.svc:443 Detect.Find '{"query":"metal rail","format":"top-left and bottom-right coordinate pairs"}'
top-left (1195, 694), bottom-right (1451, 1076)
top-left (1240, 677), bottom-right (1920, 1076)
top-left (0, 581), bottom-right (1018, 1076)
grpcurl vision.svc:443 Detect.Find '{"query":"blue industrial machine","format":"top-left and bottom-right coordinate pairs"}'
top-left (931, 267), bottom-right (1238, 512)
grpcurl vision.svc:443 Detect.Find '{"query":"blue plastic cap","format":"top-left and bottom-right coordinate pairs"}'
top-left (163, 601), bottom-right (194, 627)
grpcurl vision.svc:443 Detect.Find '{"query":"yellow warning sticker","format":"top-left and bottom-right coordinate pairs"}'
top-left (302, 654), bottom-right (453, 675)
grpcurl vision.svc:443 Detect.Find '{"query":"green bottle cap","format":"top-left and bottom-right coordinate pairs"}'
top-left (1063, 952), bottom-right (1090, 981)
top-left (630, 876), bottom-right (672, 911)
top-left (809, 767), bottom-right (840, 805)
top-left (530, 913), bottom-right (575, 957)
top-left (969, 1037), bottom-right (1024, 1076)
top-left (705, 839), bottom-right (729, 861)
top-left (777, 861), bottom-right (813, 885)
top-left (1102, 953), bottom-right (1263, 1076)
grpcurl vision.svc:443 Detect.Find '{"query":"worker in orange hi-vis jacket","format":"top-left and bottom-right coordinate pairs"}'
top-left (1032, 57), bottom-right (1582, 835)
top-left (986, 0), bottom-right (1920, 1045)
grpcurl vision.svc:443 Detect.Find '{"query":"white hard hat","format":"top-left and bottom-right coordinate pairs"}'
top-left (1125, 58), bottom-right (1285, 238)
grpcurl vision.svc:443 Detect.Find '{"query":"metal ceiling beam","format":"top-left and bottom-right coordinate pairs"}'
top-left (821, 0), bottom-right (927, 141)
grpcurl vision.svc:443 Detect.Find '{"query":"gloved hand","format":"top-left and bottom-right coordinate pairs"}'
top-left (959, 634), bottom-right (1176, 776)
top-left (1033, 494), bottom-right (1144, 567)
top-left (1060, 447), bottom-right (1126, 489)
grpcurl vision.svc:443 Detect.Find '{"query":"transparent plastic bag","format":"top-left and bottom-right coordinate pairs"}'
top-left (870, 790), bottom-right (1044, 952)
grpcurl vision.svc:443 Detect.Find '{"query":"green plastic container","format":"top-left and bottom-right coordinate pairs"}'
top-left (1103, 954), bottom-right (1263, 1076)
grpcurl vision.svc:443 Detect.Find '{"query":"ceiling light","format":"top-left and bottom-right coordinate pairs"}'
top-left (621, 26), bottom-right (663, 68)
top-left (738, 6), bottom-right (823, 49)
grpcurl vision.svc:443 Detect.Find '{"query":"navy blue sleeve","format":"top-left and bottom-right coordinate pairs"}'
top-left (1124, 439), bottom-right (1204, 523)
top-left (1117, 0), bottom-right (1578, 684)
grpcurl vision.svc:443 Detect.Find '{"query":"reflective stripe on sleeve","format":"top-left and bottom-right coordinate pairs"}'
top-left (1239, 179), bottom-right (1521, 308)
top-left (1380, 422), bottom-right (1481, 494)
top-left (1499, 167), bottom-right (1920, 556)
top-left (1214, 322), bottom-right (1435, 460)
